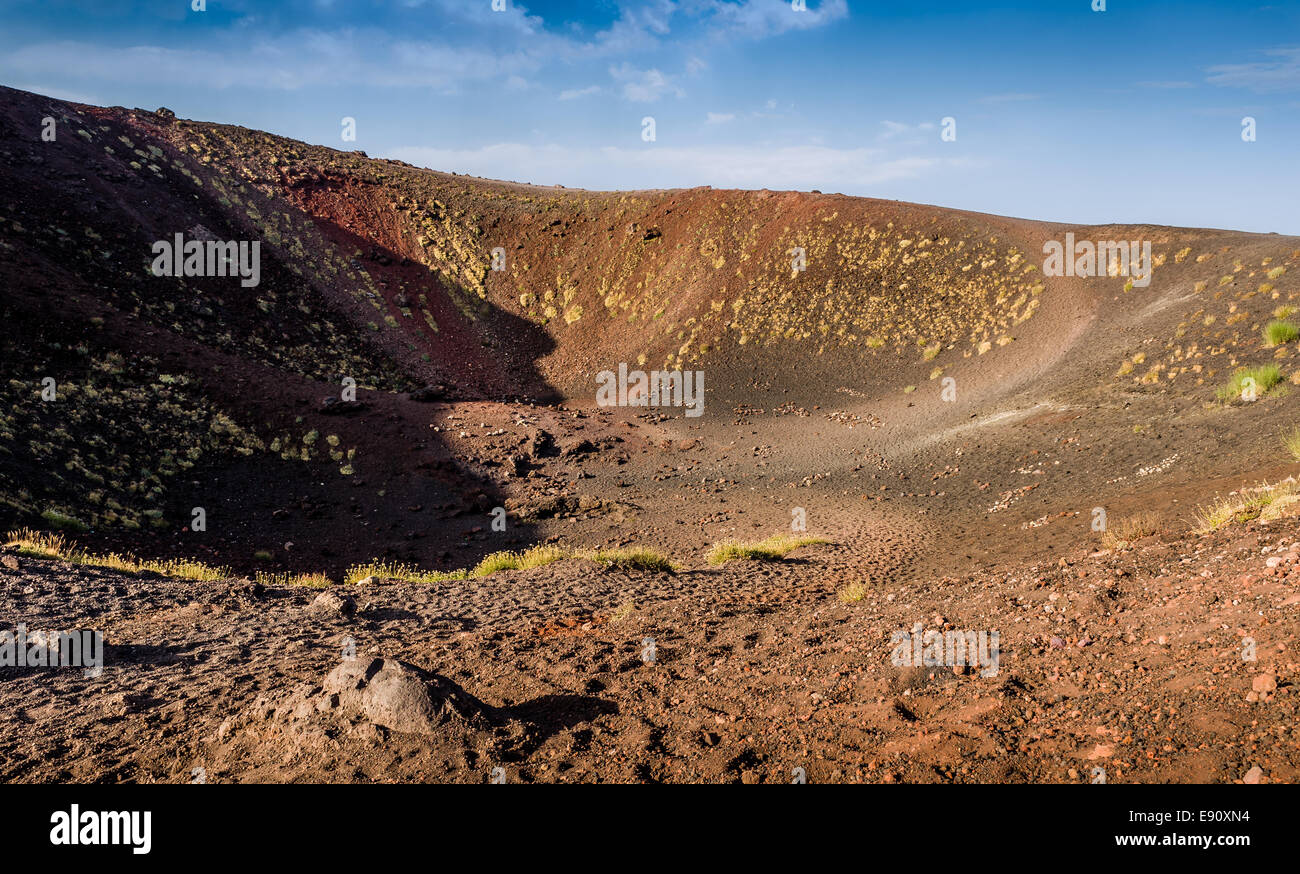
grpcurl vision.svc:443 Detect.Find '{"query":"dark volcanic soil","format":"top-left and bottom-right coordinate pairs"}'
top-left (2, 510), bottom-right (1296, 783)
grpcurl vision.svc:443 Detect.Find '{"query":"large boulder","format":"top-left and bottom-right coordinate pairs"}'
top-left (323, 657), bottom-right (480, 735)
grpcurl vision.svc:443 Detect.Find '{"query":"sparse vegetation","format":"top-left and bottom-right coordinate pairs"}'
top-left (1283, 426), bottom-right (1300, 462)
top-left (1263, 319), bottom-right (1299, 347)
top-left (838, 582), bottom-right (868, 603)
top-left (585, 548), bottom-right (675, 573)
top-left (4, 528), bottom-right (231, 581)
top-left (1216, 365), bottom-right (1284, 403)
top-left (344, 559), bottom-right (468, 586)
top-left (1101, 511), bottom-right (1162, 549)
top-left (471, 544), bottom-right (567, 576)
top-left (707, 534), bottom-right (828, 565)
top-left (253, 570), bottom-right (333, 589)
top-left (1194, 480), bottom-right (1300, 532)
top-left (40, 508), bottom-right (88, 532)
top-left (344, 543), bottom-right (672, 586)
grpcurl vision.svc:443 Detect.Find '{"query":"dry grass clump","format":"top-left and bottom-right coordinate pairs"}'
top-left (344, 559), bottom-right (468, 586)
top-left (348, 542), bottom-right (672, 584)
top-left (254, 570), bottom-right (333, 589)
top-left (471, 544), bottom-right (568, 576)
top-left (838, 582), bottom-right (869, 603)
top-left (1281, 426), bottom-right (1300, 462)
top-left (4, 528), bottom-right (231, 581)
top-left (1194, 480), bottom-right (1300, 532)
top-left (1100, 512), bottom-right (1162, 549)
top-left (707, 534), bottom-right (828, 565)
top-left (584, 548), bottom-right (675, 573)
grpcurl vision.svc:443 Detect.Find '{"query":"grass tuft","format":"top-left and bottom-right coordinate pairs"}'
top-left (838, 582), bottom-right (868, 603)
top-left (4, 528), bottom-right (230, 581)
top-left (347, 542), bottom-right (671, 585)
top-left (707, 534), bottom-right (829, 565)
top-left (1263, 320), bottom-right (1299, 347)
top-left (344, 559), bottom-right (468, 586)
top-left (585, 548), bottom-right (675, 573)
top-left (254, 570), bottom-right (333, 589)
top-left (1216, 364), bottom-right (1284, 403)
top-left (1194, 480), bottom-right (1300, 532)
top-left (470, 544), bottom-right (568, 577)
top-left (1282, 426), bottom-right (1300, 462)
top-left (1100, 511), bottom-right (1162, 549)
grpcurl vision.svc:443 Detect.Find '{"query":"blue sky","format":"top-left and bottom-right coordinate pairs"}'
top-left (2, 0), bottom-right (1298, 233)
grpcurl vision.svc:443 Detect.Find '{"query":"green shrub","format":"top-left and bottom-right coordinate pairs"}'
top-left (1216, 365), bottom-right (1283, 403)
top-left (1263, 320), bottom-right (1299, 347)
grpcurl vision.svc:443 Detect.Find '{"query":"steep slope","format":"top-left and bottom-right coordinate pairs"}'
top-left (3, 84), bottom-right (1300, 581)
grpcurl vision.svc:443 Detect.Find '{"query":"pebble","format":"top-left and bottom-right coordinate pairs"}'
top-left (1251, 672), bottom-right (1277, 694)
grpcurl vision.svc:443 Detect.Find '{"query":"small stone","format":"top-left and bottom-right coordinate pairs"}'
top-left (740, 770), bottom-right (761, 785)
top-left (1251, 672), bottom-right (1277, 694)
top-left (311, 590), bottom-right (356, 617)
top-left (1243, 765), bottom-right (1264, 784)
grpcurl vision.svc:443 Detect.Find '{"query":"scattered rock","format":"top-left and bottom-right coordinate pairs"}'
top-left (530, 429), bottom-right (558, 457)
top-left (409, 384), bottom-right (448, 402)
top-left (322, 657), bottom-right (481, 736)
top-left (319, 398), bottom-right (367, 415)
top-left (1252, 672), bottom-right (1277, 694)
top-left (311, 591), bottom-right (356, 617)
top-left (561, 438), bottom-right (596, 457)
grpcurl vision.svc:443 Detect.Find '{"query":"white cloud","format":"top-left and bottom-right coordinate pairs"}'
top-left (609, 63), bottom-right (684, 102)
top-left (1207, 47), bottom-right (1300, 92)
top-left (0, 2), bottom-right (847, 98)
top-left (706, 111), bottom-right (736, 124)
top-left (878, 120), bottom-right (936, 141)
top-left (707, 0), bottom-right (850, 40)
top-left (3, 33), bottom-right (521, 90)
top-left (558, 85), bottom-right (601, 100)
top-left (3, 82), bottom-right (100, 105)
top-left (387, 141), bottom-right (971, 192)
top-left (977, 92), bottom-right (1039, 104)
